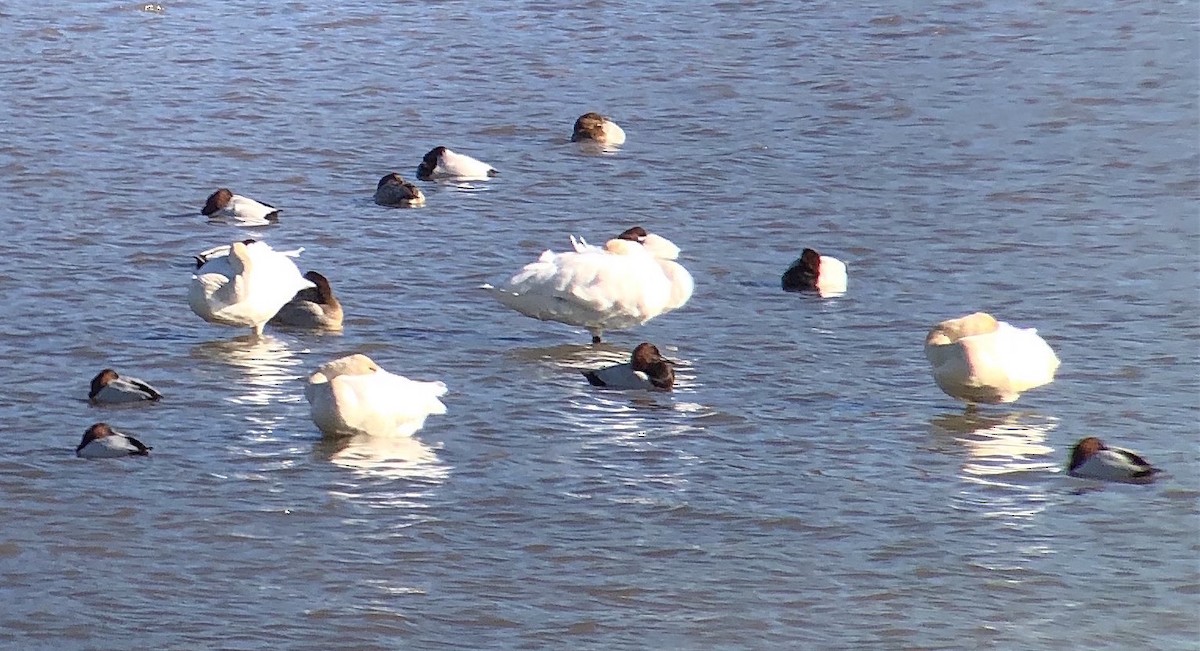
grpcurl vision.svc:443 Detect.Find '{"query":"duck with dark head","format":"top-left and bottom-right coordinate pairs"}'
top-left (582, 342), bottom-right (675, 391)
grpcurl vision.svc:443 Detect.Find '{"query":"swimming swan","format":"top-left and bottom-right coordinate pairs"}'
top-left (924, 312), bottom-right (1060, 404)
top-left (304, 353), bottom-right (448, 438)
top-left (484, 227), bottom-right (693, 343)
top-left (781, 248), bottom-right (847, 296)
top-left (571, 112), bottom-right (626, 146)
top-left (76, 422), bottom-right (152, 458)
top-left (188, 240), bottom-right (315, 336)
top-left (415, 146), bottom-right (497, 181)
top-left (1067, 437), bottom-right (1161, 484)
top-left (88, 368), bottom-right (163, 404)
top-left (201, 188), bottom-right (279, 224)
top-left (582, 342), bottom-right (674, 390)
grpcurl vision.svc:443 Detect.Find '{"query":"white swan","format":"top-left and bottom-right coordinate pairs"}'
top-left (76, 423), bottom-right (151, 458)
top-left (373, 172), bottom-right (426, 207)
top-left (415, 146), bottom-right (497, 181)
top-left (781, 248), bottom-right (847, 296)
top-left (571, 112), bottom-right (626, 146)
top-left (485, 227), bottom-right (694, 343)
top-left (88, 368), bottom-right (162, 404)
top-left (304, 353), bottom-right (448, 438)
top-left (201, 188), bottom-right (279, 224)
top-left (583, 342), bottom-right (674, 390)
top-left (192, 240), bottom-right (303, 269)
top-left (924, 312), bottom-right (1061, 404)
top-left (270, 271), bottom-right (344, 329)
top-left (188, 240), bottom-right (315, 336)
top-left (1067, 437), bottom-right (1161, 484)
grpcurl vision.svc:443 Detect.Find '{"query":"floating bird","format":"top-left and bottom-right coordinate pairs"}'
top-left (781, 248), bottom-right (847, 295)
top-left (200, 188), bottom-right (279, 224)
top-left (484, 226), bottom-right (693, 343)
top-left (583, 342), bottom-right (675, 390)
top-left (88, 368), bottom-right (162, 404)
top-left (76, 422), bottom-right (151, 459)
top-left (1067, 437), bottom-right (1161, 484)
top-left (305, 353), bottom-right (448, 438)
top-left (571, 112), bottom-right (626, 146)
top-left (415, 146), bottom-right (497, 181)
top-left (188, 240), bottom-right (315, 336)
top-left (924, 312), bottom-right (1060, 404)
top-left (192, 240), bottom-right (303, 269)
top-left (373, 172), bottom-right (426, 207)
top-left (270, 271), bottom-right (344, 329)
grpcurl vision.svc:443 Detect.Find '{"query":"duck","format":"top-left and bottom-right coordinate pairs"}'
top-left (415, 146), bottom-right (498, 181)
top-left (304, 353), bottom-right (448, 438)
top-left (583, 342), bottom-right (675, 390)
top-left (188, 240), bottom-right (315, 336)
top-left (569, 226), bottom-right (681, 261)
top-left (270, 271), bottom-right (344, 329)
top-left (373, 172), bottom-right (426, 207)
top-left (88, 368), bottom-right (163, 404)
top-left (1067, 437), bottom-right (1161, 484)
top-left (924, 312), bottom-right (1060, 404)
top-left (200, 188), bottom-right (279, 224)
top-left (571, 112), bottom-right (626, 146)
top-left (484, 227), bottom-right (694, 343)
top-left (781, 248), bottom-right (847, 295)
top-left (76, 422), bottom-right (151, 459)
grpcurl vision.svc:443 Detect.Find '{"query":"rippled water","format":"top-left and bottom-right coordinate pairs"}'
top-left (1, 1), bottom-right (1197, 648)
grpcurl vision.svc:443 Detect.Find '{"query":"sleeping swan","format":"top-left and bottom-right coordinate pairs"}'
top-left (484, 227), bottom-right (693, 343)
top-left (924, 312), bottom-right (1060, 405)
top-left (304, 353), bottom-right (448, 438)
top-left (188, 240), bottom-right (315, 337)
top-left (270, 271), bottom-right (344, 330)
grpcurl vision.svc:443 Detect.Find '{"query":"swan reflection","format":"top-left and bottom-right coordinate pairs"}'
top-left (931, 411), bottom-right (1058, 480)
top-left (318, 434), bottom-right (449, 483)
top-left (190, 334), bottom-right (303, 407)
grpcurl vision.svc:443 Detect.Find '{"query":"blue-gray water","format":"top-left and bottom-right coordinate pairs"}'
top-left (0, 1), bottom-right (1197, 648)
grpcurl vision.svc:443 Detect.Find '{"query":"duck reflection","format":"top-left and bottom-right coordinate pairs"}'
top-left (317, 434), bottom-right (449, 484)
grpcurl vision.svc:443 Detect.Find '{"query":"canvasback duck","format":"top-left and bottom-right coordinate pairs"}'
top-left (88, 368), bottom-right (162, 404)
top-left (924, 312), bottom-right (1060, 404)
top-left (781, 248), bottom-right (848, 295)
top-left (484, 227), bottom-right (694, 343)
top-left (415, 146), bottom-right (498, 181)
top-left (188, 240), bottom-right (315, 336)
top-left (201, 188), bottom-right (279, 224)
top-left (570, 226), bottom-right (682, 261)
top-left (304, 353), bottom-right (448, 438)
top-left (373, 172), bottom-right (426, 207)
top-left (1067, 437), bottom-right (1161, 484)
top-left (76, 422), bottom-right (151, 459)
top-left (583, 342), bottom-right (675, 390)
top-left (270, 271), bottom-right (344, 329)
top-left (571, 112), bottom-right (627, 146)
